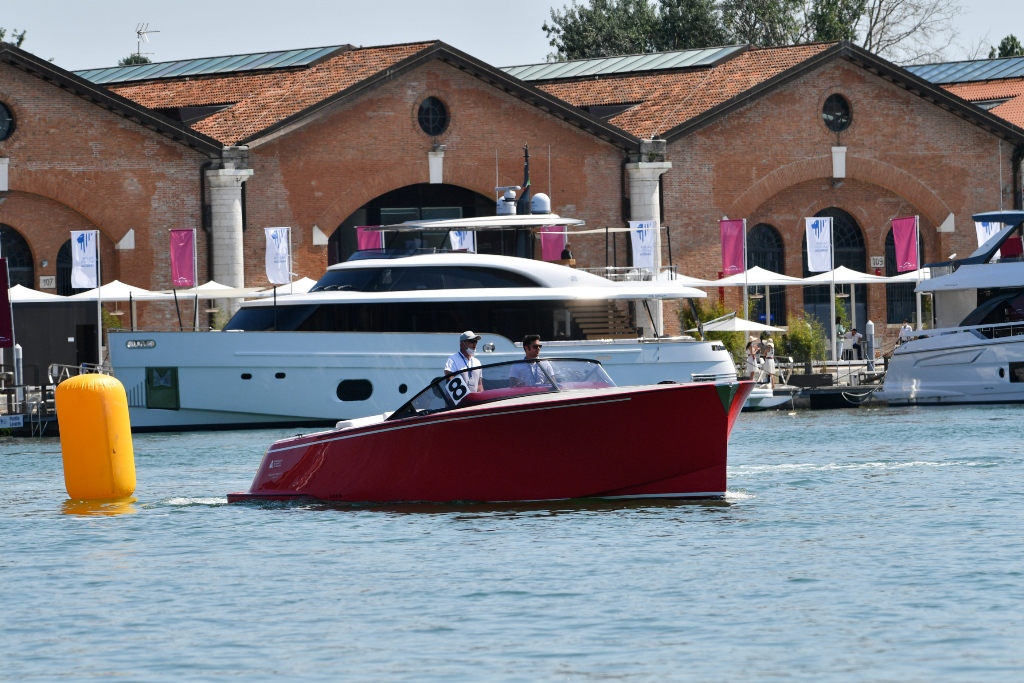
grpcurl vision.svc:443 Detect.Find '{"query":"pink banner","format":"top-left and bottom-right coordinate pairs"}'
top-left (540, 226), bottom-right (566, 261)
top-left (720, 219), bottom-right (745, 275)
top-left (356, 226), bottom-right (384, 251)
top-left (169, 229), bottom-right (195, 287)
top-left (892, 216), bottom-right (918, 272)
top-left (0, 259), bottom-right (13, 349)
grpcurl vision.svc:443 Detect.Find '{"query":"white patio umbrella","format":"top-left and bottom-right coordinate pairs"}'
top-left (803, 266), bottom-right (890, 339)
top-left (687, 317), bottom-right (784, 333)
top-left (890, 267), bottom-right (930, 282)
top-left (801, 265), bottom-right (890, 285)
top-left (71, 280), bottom-right (175, 334)
top-left (70, 279), bottom-right (175, 301)
top-left (254, 277), bottom-right (319, 298)
top-left (712, 267), bottom-right (804, 329)
top-left (8, 285), bottom-right (66, 302)
top-left (712, 266), bottom-right (805, 286)
top-left (169, 280), bottom-right (264, 298)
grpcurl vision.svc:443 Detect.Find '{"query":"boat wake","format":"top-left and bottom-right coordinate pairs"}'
top-left (163, 496), bottom-right (228, 506)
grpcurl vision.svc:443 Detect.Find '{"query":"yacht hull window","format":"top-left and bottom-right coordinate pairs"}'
top-left (224, 300), bottom-right (632, 342)
top-left (337, 379), bottom-right (374, 401)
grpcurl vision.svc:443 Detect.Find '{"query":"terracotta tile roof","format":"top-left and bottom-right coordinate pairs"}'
top-left (108, 42), bottom-right (434, 145)
top-left (537, 43), bottom-right (834, 138)
top-left (942, 78), bottom-right (1024, 128)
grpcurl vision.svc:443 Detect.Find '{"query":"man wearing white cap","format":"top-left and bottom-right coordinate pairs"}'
top-left (444, 330), bottom-right (483, 393)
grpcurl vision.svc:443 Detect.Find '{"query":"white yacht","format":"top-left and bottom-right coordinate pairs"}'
top-left (881, 210), bottom-right (1024, 405)
top-left (109, 250), bottom-right (737, 430)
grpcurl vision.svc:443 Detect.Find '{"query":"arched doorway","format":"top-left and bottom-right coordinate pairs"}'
top-left (747, 222), bottom-right (787, 325)
top-left (329, 183), bottom-right (497, 264)
top-left (56, 239), bottom-right (103, 296)
top-left (885, 228), bottom-right (925, 324)
top-left (0, 224), bottom-right (34, 288)
top-left (802, 208), bottom-right (867, 328)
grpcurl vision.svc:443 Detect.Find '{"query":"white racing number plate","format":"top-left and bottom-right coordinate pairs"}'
top-left (443, 374), bottom-right (471, 406)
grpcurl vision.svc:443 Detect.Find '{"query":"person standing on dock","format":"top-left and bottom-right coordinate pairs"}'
top-left (445, 331), bottom-right (483, 393)
top-left (898, 320), bottom-right (913, 345)
top-left (761, 334), bottom-right (776, 388)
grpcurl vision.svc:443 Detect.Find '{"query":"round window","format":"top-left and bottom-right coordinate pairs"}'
top-left (822, 94), bottom-right (851, 133)
top-left (0, 103), bottom-right (14, 141)
top-left (417, 97), bottom-right (449, 136)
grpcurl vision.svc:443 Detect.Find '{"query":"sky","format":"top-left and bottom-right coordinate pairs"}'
top-left (1, 0), bottom-right (1021, 71)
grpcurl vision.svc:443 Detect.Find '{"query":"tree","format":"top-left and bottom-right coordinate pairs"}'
top-left (544, 0), bottom-right (659, 60)
top-left (808, 0), bottom-right (867, 42)
top-left (118, 54), bottom-right (152, 66)
top-left (721, 0), bottom-right (804, 47)
top-left (988, 34), bottom-right (1024, 59)
top-left (654, 0), bottom-right (728, 51)
top-left (0, 27), bottom-right (27, 47)
top-left (857, 0), bottom-right (962, 64)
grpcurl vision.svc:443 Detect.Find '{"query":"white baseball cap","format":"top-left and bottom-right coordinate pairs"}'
top-left (460, 331), bottom-right (482, 342)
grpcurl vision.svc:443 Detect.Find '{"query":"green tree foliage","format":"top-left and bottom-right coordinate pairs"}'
top-left (118, 54), bottom-right (153, 66)
top-left (544, 0), bottom-right (660, 60)
top-left (808, 0), bottom-right (866, 41)
top-left (989, 34), bottom-right (1024, 59)
top-left (679, 299), bottom-right (747, 366)
top-left (720, 0), bottom-right (804, 47)
top-left (544, 0), bottom-right (870, 60)
top-left (0, 27), bottom-right (27, 48)
top-left (779, 312), bottom-right (828, 365)
top-left (655, 0), bottom-right (728, 50)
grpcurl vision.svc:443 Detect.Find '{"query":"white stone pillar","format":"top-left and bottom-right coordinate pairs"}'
top-left (206, 166), bottom-right (253, 315)
top-left (0, 157), bottom-right (9, 192)
top-left (626, 145), bottom-right (672, 338)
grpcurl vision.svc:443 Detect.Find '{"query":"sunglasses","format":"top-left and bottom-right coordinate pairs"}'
top-left (528, 344), bottom-right (543, 349)
top-left (464, 340), bottom-right (478, 345)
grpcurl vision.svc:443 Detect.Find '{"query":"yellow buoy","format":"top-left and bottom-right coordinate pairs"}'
top-left (55, 374), bottom-right (136, 500)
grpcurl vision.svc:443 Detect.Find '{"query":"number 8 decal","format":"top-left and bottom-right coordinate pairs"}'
top-left (447, 376), bottom-right (468, 403)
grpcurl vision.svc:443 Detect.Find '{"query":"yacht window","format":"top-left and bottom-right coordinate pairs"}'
top-left (223, 304), bottom-right (318, 331)
top-left (311, 266), bottom-right (540, 292)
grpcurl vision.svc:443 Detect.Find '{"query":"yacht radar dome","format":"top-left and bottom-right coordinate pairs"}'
top-left (496, 186), bottom-right (520, 216)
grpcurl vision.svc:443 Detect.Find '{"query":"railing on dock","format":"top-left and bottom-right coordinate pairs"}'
top-left (578, 265), bottom-right (680, 282)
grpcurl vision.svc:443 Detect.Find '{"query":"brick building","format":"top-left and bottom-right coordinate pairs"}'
top-left (0, 39), bottom-right (1022, 346)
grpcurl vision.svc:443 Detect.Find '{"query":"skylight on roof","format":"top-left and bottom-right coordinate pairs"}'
top-left (74, 45), bottom-right (349, 85)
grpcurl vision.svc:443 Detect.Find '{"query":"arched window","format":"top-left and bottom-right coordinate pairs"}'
top-left (885, 228), bottom-right (925, 324)
top-left (747, 223), bottom-right (787, 325)
top-left (0, 224), bottom-right (34, 288)
top-left (802, 208), bottom-right (867, 329)
top-left (56, 239), bottom-right (102, 296)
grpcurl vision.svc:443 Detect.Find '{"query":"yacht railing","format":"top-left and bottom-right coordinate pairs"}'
top-left (578, 265), bottom-right (680, 282)
top-left (48, 362), bottom-right (112, 386)
top-left (895, 320), bottom-right (1024, 344)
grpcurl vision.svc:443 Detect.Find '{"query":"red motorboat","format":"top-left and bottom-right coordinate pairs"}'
top-left (227, 359), bottom-right (752, 504)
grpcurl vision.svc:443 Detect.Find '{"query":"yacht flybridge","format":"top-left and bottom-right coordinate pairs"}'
top-left (109, 214), bottom-right (735, 431)
top-left (881, 210), bottom-right (1024, 405)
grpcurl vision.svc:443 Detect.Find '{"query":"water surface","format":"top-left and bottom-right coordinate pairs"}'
top-left (3, 406), bottom-right (1022, 681)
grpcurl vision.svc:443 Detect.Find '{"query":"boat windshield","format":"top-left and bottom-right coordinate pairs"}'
top-left (388, 358), bottom-right (615, 421)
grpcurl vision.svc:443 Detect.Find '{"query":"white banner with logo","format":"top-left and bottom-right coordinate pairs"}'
top-left (70, 230), bottom-right (99, 288)
top-left (805, 217), bottom-right (833, 272)
top-left (264, 227), bottom-right (291, 285)
top-left (450, 229), bottom-right (476, 253)
top-left (629, 220), bottom-right (656, 270)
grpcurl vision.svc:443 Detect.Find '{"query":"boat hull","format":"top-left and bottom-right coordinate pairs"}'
top-left (228, 381), bottom-right (752, 503)
top-left (109, 331), bottom-right (737, 431)
top-left (881, 329), bottom-right (1024, 405)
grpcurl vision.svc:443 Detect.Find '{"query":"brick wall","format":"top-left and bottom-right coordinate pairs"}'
top-left (240, 60), bottom-right (627, 287)
top-left (661, 58), bottom-right (1015, 341)
top-left (0, 62), bottom-right (210, 329)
